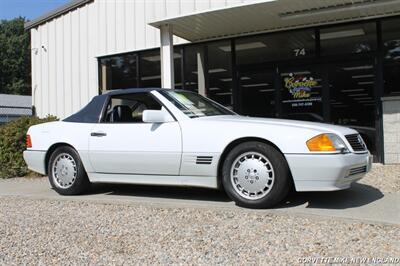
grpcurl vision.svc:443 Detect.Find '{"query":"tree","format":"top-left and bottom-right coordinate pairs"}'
top-left (0, 17), bottom-right (31, 95)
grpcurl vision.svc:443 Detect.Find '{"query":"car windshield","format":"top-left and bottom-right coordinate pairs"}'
top-left (160, 90), bottom-right (235, 118)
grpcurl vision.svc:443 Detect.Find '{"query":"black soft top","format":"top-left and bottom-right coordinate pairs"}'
top-left (63, 88), bottom-right (166, 123)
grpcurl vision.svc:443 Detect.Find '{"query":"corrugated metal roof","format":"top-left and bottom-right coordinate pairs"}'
top-left (0, 108), bottom-right (32, 117)
top-left (0, 94), bottom-right (32, 108)
top-left (0, 94), bottom-right (32, 118)
top-left (149, 0), bottom-right (400, 42)
top-left (24, 0), bottom-right (93, 30)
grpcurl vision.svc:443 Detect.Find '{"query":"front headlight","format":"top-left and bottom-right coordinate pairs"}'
top-left (306, 133), bottom-right (349, 153)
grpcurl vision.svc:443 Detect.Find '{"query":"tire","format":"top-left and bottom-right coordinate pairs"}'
top-left (222, 141), bottom-right (291, 209)
top-left (48, 146), bottom-right (90, 195)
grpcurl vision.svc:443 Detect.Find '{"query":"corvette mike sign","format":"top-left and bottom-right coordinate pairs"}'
top-left (282, 73), bottom-right (322, 108)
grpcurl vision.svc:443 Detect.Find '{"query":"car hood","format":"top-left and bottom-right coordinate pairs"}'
top-left (195, 115), bottom-right (357, 136)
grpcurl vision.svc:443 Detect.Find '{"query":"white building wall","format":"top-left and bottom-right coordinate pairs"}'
top-left (31, 0), bottom-right (255, 118)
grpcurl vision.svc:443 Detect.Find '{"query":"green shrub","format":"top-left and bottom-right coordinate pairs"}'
top-left (0, 116), bottom-right (57, 178)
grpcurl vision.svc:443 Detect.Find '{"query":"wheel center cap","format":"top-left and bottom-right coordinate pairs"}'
top-left (60, 165), bottom-right (68, 176)
top-left (245, 168), bottom-right (260, 184)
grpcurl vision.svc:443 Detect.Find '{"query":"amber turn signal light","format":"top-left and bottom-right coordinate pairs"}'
top-left (26, 134), bottom-right (32, 148)
top-left (306, 134), bottom-right (336, 152)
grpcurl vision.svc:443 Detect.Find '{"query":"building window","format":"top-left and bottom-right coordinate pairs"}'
top-left (207, 41), bottom-right (233, 109)
top-left (239, 69), bottom-right (276, 118)
top-left (183, 45), bottom-right (204, 93)
top-left (327, 61), bottom-right (376, 155)
top-left (174, 47), bottom-right (183, 89)
top-left (139, 50), bottom-right (161, 88)
top-left (382, 17), bottom-right (400, 96)
top-left (236, 29), bottom-right (315, 65)
top-left (99, 54), bottom-right (138, 92)
top-left (320, 23), bottom-right (377, 55)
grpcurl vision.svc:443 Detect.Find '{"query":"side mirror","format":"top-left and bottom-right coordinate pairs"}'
top-left (142, 108), bottom-right (174, 123)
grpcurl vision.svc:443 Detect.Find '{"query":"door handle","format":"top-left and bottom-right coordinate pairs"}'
top-left (90, 132), bottom-right (107, 137)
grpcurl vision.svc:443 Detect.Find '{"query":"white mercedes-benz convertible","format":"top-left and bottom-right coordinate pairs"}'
top-left (24, 88), bottom-right (372, 208)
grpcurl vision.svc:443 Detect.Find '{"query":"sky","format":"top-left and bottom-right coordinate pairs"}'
top-left (0, 0), bottom-right (70, 21)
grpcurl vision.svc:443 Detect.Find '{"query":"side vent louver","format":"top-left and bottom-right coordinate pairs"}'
top-left (196, 156), bottom-right (213, 165)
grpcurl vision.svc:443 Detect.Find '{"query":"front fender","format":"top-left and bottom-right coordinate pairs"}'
top-left (179, 120), bottom-right (322, 154)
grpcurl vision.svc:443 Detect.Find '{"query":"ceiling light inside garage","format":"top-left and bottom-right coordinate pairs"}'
top-left (141, 75), bottom-right (161, 80)
top-left (352, 74), bottom-right (375, 79)
top-left (220, 77), bottom-right (251, 82)
top-left (215, 92), bottom-right (232, 95)
top-left (185, 82), bottom-right (197, 85)
top-left (342, 65), bottom-right (373, 71)
top-left (142, 53), bottom-right (181, 62)
top-left (192, 68), bottom-right (226, 74)
top-left (209, 68), bottom-right (226, 73)
top-left (242, 83), bottom-right (269, 88)
top-left (219, 42), bottom-right (266, 52)
top-left (357, 81), bottom-right (374, 85)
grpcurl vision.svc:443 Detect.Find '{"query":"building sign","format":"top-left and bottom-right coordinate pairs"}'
top-left (282, 73), bottom-right (321, 108)
top-left (293, 48), bottom-right (306, 57)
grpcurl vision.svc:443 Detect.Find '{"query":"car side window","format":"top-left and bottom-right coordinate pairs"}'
top-left (103, 92), bottom-right (162, 123)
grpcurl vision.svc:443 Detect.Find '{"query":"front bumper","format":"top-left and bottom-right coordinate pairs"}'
top-left (23, 150), bottom-right (47, 175)
top-left (285, 152), bottom-right (372, 192)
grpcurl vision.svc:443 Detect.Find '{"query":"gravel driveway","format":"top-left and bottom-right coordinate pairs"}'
top-left (1, 196), bottom-right (399, 265)
top-left (1, 164), bottom-right (399, 265)
top-left (358, 164), bottom-right (400, 194)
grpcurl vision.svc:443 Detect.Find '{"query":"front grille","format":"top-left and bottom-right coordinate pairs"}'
top-left (348, 166), bottom-right (367, 176)
top-left (345, 134), bottom-right (367, 152)
top-left (196, 156), bottom-right (213, 165)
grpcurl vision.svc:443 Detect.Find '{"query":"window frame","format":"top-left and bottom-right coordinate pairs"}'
top-left (99, 91), bottom-right (176, 124)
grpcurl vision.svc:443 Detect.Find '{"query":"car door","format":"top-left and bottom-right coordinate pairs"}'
top-left (88, 92), bottom-right (182, 175)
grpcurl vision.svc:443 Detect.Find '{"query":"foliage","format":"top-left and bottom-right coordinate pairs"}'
top-left (0, 116), bottom-right (57, 178)
top-left (0, 17), bottom-right (31, 95)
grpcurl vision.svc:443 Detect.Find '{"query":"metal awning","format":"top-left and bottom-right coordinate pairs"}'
top-left (149, 0), bottom-right (400, 42)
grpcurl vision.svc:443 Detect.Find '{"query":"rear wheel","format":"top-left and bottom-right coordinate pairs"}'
top-left (48, 146), bottom-right (90, 195)
top-left (222, 141), bottom-right (291, 208)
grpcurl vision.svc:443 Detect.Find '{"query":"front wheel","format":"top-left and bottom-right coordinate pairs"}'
top-left (222, 141), bottom-right (291, 208)
top-left (48, 146), bottom-right (90, 195)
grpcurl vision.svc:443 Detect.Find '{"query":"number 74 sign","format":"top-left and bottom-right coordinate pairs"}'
top-left (293, 48), bottom-right (306, 57)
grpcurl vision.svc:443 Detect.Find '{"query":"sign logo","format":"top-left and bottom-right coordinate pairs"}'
top-left (282, 73), bottom-right (321, 108)
top-left (284, 73), bottom-right (318, 99)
